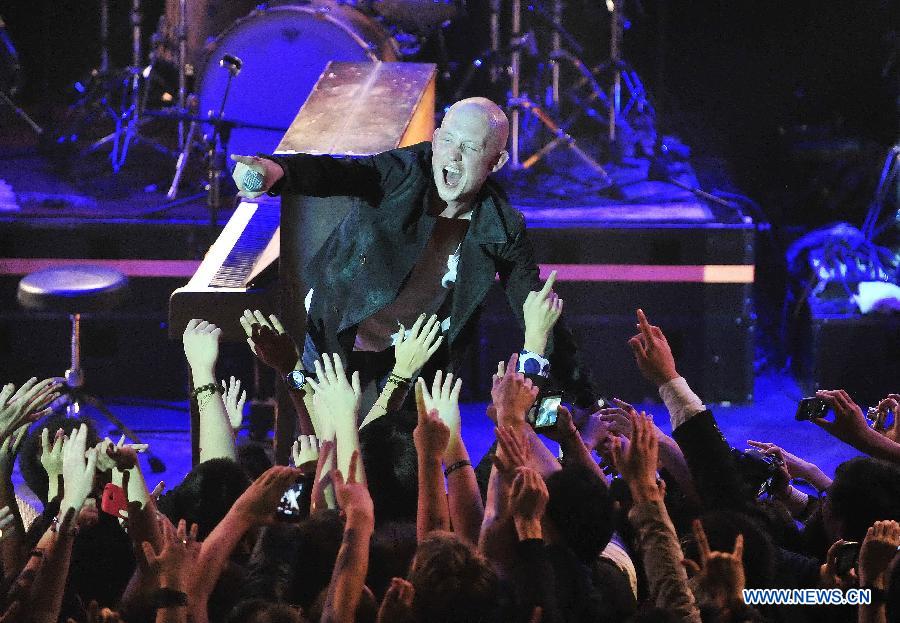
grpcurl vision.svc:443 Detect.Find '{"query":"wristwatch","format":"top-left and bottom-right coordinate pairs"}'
top-left (284, 369), bottom-right (312, 392)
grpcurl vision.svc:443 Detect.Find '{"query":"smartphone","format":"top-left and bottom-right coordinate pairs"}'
top-left (795, 397), bottom-right (829, 421)
top-left (832, 541), bottom-right (861, 577)
top-left (529, 395), bottom-right (563, 431)
top-left (276, 475), bottom-right (313, 522)
top-left (101, 483), bottom-right (129, 518)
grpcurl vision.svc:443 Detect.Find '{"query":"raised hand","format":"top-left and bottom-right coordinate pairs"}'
top-left (858, 520), bottom-right (900, 587)
top-left (509, 466), bottom-right (549, 524)
top-left (292, 434), bottom-right (320, 472)
top-left (41, 428), bottom-right (66, 500)
top-left (683, 519), bottom-right (745, 608)
top-left (308, 353), bottom-right (362, 431)
top-left (222, 376), bottom-right (247, 431)
top-left (182, 319), bottom-right (222, 374)
top-left (812, 389), bottom-right (871, 446)
top-left (239, 310), bottom-right (299, 375)
top-left (393, 313), bottom-right (443, 378)
top-left (0, 378), bottom-right (60, 439)
top-left (376, 578), bottom-right (415, 623)
top-left (492, 425), bottom-right (531, 479)
top-left (142, 516), bottom-right (200, 590)
top-left (609, 408), bottom-right (659, 500)
top-left (230, 155), bottom-right (284, 199)
top-left (230, 465), bottom-right (303, 526)
top-left (491, 353), bottom-right (539, 428)
top-left (332, 451), bottom-right (374, 524)
top-left (59, 424), bottom-right (99, 514)
top-left (419, 371), bottom-right (463, 443)
top-left (414, 381), bottom-right (451, 460)
top-left (523, 270), bottom-right (563, 355)
top-left (0, 425), bottom-right (28, 478)
top-left (745, 440), bottom-right (818, 484)
top-left (628, 309), bottom-right (679, 387)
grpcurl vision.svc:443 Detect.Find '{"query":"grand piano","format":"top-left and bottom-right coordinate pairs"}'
top-left (169, 61), bottom-right (437, 464)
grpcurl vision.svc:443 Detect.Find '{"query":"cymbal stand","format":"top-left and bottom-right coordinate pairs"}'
top-left (506, 0), bottom-right (611, 183)
top-left (176, 0), bottom-right (187, 150)
top-left (86, 0), bottom-right (172, 172)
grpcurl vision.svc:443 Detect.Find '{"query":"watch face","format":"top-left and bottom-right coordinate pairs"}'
top-left (286, 370), bottom-right (307, 390)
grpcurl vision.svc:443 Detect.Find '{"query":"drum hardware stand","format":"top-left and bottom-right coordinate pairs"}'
top-left (85, 0), bottom-right (174, 172)
top-left (506, 0), bottom-right (611, 184)
top-left (0, 16), bottom-right (43, 135)
top-left (0, 91), bottom-right (43, 136)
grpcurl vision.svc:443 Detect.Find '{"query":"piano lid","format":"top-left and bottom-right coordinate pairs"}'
top-left (275, 61), bottom-right (436, 156)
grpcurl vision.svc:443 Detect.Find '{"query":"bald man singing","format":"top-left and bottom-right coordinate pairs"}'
top-left (231, 98), bottom-right (594, 407)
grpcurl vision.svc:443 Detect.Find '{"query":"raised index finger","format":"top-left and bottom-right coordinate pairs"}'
top-left (636, 309), bottom-right (654, 340)
top-left (539, 270), bottom-right (558, 297)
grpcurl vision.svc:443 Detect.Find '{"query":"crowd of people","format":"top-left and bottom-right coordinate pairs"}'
top-left (0, 278), bottom-right (897, 623)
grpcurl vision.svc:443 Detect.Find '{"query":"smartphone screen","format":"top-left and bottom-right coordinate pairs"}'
top-left (795, 397), bottom-right (828, 421)
top-left (530, 395), bottom-right (562, 430)
top-left (276, 476), bottom-right (313, 522)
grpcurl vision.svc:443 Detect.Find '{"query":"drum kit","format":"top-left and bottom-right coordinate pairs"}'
top-left (8, 0), bottom-right (655, 205)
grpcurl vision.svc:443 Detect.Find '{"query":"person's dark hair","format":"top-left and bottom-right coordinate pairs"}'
top-left (544, 466), bottom-right (614, 565)
top-left (358, 410), bottom-right (418, 524)
top-left (628, 607), bottom-right (682, 623)
top-left (243, 524), bottom-right (303, 604)
top-left (237, 442), bottom-right (275, 481)
top-left (156, 458), bottom-right (251, 540)
top-left (409, 531), bottom-right (501, 623)
top-left (19, 414), bottom-right (99, 504)
top-left (826, 457), bottom-right (900, 541)
top-left (684, 511), bottom-right (775, 589)
top-left (366, 521), bottom-right (418, 600)
top-left (225, 599), bottom-right (306, 623)
top-left (289, 510), bottom-right (345, 610)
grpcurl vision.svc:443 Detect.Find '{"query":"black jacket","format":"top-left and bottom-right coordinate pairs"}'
top-left (269, 142), bottom-right (594, 404)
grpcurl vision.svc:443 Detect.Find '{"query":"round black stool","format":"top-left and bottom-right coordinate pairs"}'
top-left (17, 265), bottom-right (164, 471)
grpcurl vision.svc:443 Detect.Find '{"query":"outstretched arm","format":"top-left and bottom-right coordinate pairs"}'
top-left (413, 381), bottom-right (452, 541)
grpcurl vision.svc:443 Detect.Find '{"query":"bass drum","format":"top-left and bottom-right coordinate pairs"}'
top-left (196, 3), bottom-right (399, 159)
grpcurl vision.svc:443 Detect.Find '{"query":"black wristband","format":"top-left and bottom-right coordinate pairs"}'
top-left (444, 460), bottom-right (472, 477)
top-left (191, 383), bottom-right (220, 399)
top-left (151, 587), bottom-right (189, 608)
top-left (387, 373), bottom-right (411, 388)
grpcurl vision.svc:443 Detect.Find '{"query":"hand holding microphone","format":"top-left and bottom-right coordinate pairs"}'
top-left (230, 155), bottom-right (284, 198)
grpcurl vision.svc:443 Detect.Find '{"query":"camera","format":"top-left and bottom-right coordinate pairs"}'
top-left (731, 448), bottom-right (784, 498)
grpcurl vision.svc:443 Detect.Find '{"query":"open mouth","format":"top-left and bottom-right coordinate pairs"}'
top-left (443, 166), bottom-right (462, 188)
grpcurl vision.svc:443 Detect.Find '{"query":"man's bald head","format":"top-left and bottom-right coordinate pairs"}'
top-left (442, 97), bottom-right (510, 155)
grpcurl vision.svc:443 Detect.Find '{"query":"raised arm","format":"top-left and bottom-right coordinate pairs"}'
top-left (240, 310), bottom-right (317, 437)
top-left (497, 227), bottom-right (595, 406)
top-left (857, 520), bottom-right (900, 623)
top-left (322, 452), bottom-right (375, 623)
top-left (420, 371), bottom-right (483, 545)
top-left (307, 353), bottom-right (365, 484)
top-left (361, 313), bottom-right (443, 429)
top-left (413, 381), bottom-right (451, 541)
top-left (612, 410), bottom-right (702, 623)
top-left (183, 319), bottom-right (235, 463)
top-left (0, 425), bottom-right (30, 574)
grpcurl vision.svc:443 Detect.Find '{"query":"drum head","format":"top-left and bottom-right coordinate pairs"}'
top-left (197, 4), bottom-right (398, 158)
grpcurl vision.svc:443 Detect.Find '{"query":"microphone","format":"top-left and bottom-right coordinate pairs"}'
top-left (220, 54), bottom-right (243, 76)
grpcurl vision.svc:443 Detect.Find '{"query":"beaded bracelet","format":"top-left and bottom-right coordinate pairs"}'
top-left (191, 383), bottom-right (221, 399)
top-left (444, 460), bottom-right (472, 478)
top-left (387, 373), bottom-right (412, 388)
